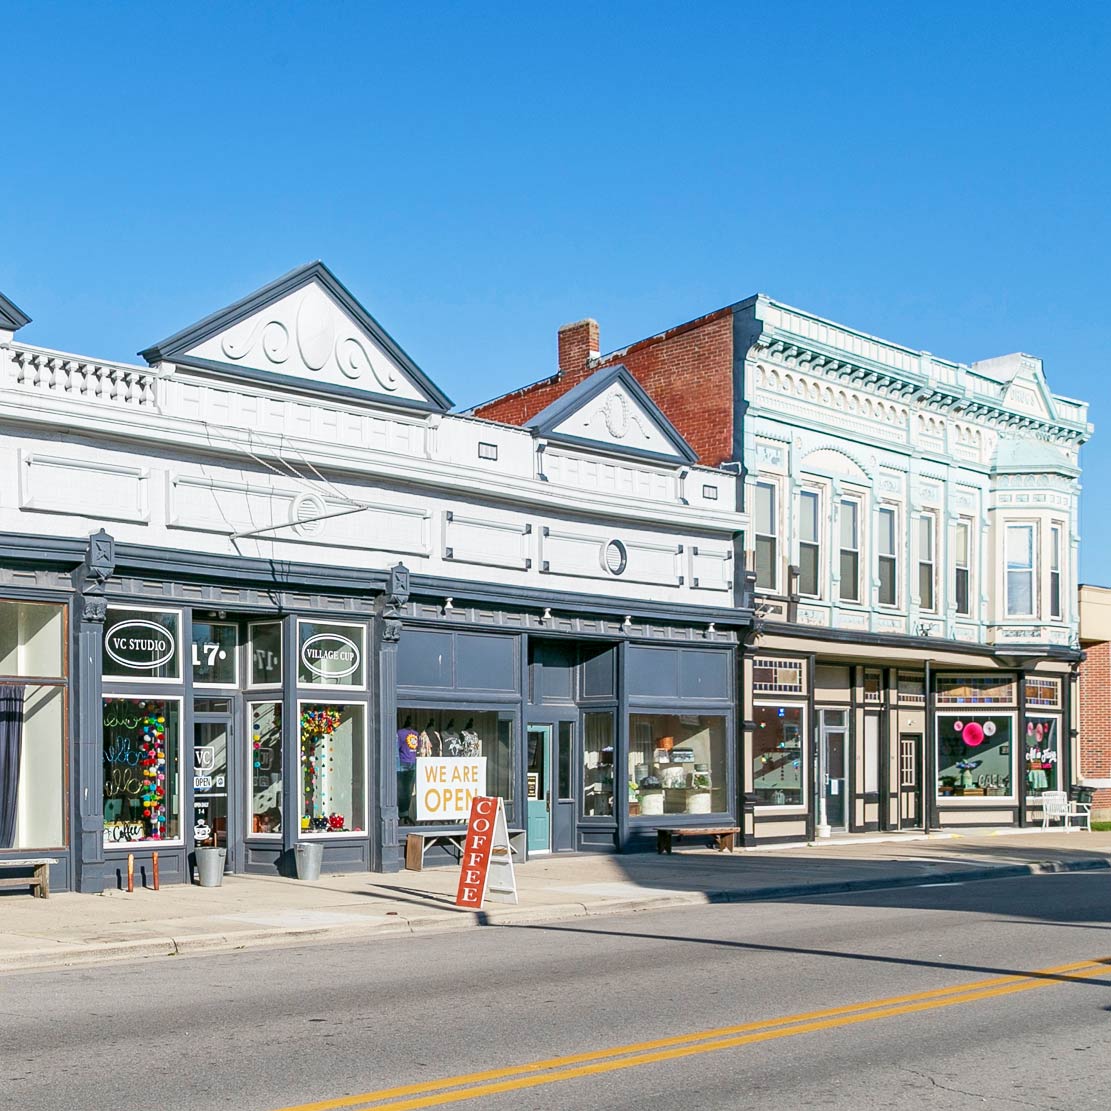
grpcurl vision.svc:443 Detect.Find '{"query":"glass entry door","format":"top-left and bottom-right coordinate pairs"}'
top-left (193, 712), bottom-right (234, 870)
top-left (819, 709), bottom-right (848, 832)
top-left (526, 725), bottom-right (551, 853)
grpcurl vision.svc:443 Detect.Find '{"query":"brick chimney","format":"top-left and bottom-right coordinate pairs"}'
top-left (557, 318), bottom-right (600, 376)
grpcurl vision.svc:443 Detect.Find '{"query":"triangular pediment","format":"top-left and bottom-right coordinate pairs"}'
top-left (140, 262), bottom-right (451, 411)
top-left (526, 365), bottom-right (697, 464)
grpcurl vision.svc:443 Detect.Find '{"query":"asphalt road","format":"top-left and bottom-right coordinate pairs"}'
top-left (3, 872), bottom-right (1110, 1110)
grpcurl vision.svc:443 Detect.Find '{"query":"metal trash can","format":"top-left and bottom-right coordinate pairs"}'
top-left (1071, 785), bottom-right (1095, 806)
top-left (294, 842), bottom-right (323, 881)
top-left (195, 846), bottom-right (226, 888)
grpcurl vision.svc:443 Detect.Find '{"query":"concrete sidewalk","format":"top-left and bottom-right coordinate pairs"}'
top-left (2, 829), bottom-right (1109, 972)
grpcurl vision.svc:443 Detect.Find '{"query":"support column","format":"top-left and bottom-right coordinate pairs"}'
top-left (373, 564), bottom-right (409, 873)
top-left (72, 529), bottom-right (115, 894)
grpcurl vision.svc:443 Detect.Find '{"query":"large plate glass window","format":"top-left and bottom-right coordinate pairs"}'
top-left (798, 489), bottom-right (820, 598)
top-left (103, 607), bottom-right (181, 682)
top-left (249, 702), bottom-right (283, 835)
top-left (1005, 523), bottom-right (1036, 617)
top-left (394, 708), bottom-right (514, 825)
top-left (754, 481), bottom-right (778, 591)
top-left (103, 697), bottom-right (181, 843)
top-left (299, 702), bottom-right (366, 834)
top-left (752, 703), bottom-right (805, 806)
top-left (297, 620), bottom-right (366, 689)
top-left (937, 714), bottom-right (1013, 800)
top-left (0, 600), bottom-right (67, 850)
top-left (877, 506), bottom-right (897, 606)
top-left (191, 621), bottom-right (238, 687)
top-left (629, 714), bottom-right (727, 816)
top-left (582, 711), bottom-right (615, 818)
top-left (249, 621), bottom-right (283, 687)
top-left (839, 498), bottom-right (860, 602)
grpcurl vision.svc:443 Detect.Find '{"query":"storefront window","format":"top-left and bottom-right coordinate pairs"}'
top-left (395, 709), bottom-right (514, 825)
top-left (250, 622), bottom-right (282, 686)
top-left (752, 703), bottom-right (804, 805)
top-left (297, 620), bottom-right (366, 688)
top-left (0, 600), bottom-right (67, 851)
top-left (102, 698), bottom-right (181, 843)
top-left (937, 714), bottom-right (1013, 799)
top-left (192, 621), bottom-right (238, 686)
top-left (0, 600), bottom-right (65, 677)
top-left (103, 608), bottom-right (181, 682)
top-left (582, 711), bottom-right (614, 818)
top-left (629, 714), bottom-right (727, 816)
top-left (299, 702), bottom-right (366, 834)
top-left (250, 702), bottom-right (283, 835)
top-left (1025, 717), bottom-right (1060, 795)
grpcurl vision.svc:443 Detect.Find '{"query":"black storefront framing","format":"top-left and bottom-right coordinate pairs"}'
top-left (2, 534), bottom-right (749, 891)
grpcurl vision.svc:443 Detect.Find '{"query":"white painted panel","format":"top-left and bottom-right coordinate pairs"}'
top-left (168, 474), bottom-right (431, 556)
top-left (540, 526), bottom-right (680, 587)
top-left (19, 449), bottom-right (148, 523)
top-left (444, 513), bottom-right (531, 571)
top-left (690, 546), bottom-right (732, 592)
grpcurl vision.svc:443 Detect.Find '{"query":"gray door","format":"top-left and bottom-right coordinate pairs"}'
top-left (899, 733), bottom-right (923, 828)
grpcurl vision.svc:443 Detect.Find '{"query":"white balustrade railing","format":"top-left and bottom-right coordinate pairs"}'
top-left (3, 344), bottom-right (158, 407)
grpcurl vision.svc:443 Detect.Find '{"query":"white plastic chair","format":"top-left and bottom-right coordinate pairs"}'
top-left (1040, 790), bottom-right (1091, 832)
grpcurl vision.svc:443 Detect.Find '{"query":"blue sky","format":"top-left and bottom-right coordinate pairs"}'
top-left (2, 2), bottom-right (1109, 579)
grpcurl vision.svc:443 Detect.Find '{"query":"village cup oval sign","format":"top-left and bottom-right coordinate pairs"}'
top-left (301, 632), bottom-right (361, 678)
top-left (105, 619), bottom-right (177, 670)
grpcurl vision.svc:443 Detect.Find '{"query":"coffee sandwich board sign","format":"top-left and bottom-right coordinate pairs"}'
top-left (454, 796), bottom-right (518, 910)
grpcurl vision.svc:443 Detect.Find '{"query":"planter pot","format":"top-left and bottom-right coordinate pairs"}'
top-left (294, 841), bottom-right (324, 881)
top-left (639, 789), bottom-right (665, 816)
top-left (195, 846), bottom-right (226, 888)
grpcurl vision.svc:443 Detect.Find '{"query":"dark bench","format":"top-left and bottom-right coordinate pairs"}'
top-left (655, 827), bottom-right (740, 854)
top-left (405, 828), bottom-right (527, 871)
top-left (0, 857), bottom-right (59, 898)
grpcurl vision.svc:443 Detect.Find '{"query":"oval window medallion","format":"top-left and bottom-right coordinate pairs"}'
top-left (602, 539), bottom-right (628, 576)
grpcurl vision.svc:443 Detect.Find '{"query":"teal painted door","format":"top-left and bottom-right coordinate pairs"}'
top-left (526, 725), bottom-right (551, 853)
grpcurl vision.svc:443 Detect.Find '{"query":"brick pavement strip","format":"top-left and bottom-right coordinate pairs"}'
top-left (0, 831), bottom-right (1108, 972)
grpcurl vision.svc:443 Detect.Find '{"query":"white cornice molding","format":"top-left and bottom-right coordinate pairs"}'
top-left (750, 331), bottom-right (1090, 446)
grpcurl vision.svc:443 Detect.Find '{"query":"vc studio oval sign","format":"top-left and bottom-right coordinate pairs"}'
top-left (105, 619), bottom-right (177, 671)
top-left (301, 632), bottom-right (361, 678)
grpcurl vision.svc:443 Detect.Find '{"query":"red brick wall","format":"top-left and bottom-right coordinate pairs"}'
top-left (1078, 641), bottom-right (1111, 817)
top-left (475, 309), bottom-right (737, 466)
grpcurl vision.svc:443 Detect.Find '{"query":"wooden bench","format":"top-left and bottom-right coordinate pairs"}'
top-left (0, 857), bottom-right (59, 898)
top-left (405, 828), bottom-right (527, 871)
top-left (655, 827), bottom-right (740, 855)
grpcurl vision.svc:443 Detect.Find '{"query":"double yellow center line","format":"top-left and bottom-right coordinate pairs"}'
top-left (276, 956), bottom-right (1111, 1111)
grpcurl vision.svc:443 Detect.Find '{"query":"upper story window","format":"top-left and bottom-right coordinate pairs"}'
top-left (1050, 524), bottom-right (1063, 620)
top-left (754, 481), bottom-right (778, 592)
top-left (1005, 523), bottom-right (1036, 617)
top-left (877, 506), bottom-right (897, 607)
top-left (798, 489), bottom-right (821, 598)
top-left (954, 519), bottom-right (972, 617)
top-left (839, 499), bottom-right (860, 603)
top-left (917, 514), bottom-right (936, 612)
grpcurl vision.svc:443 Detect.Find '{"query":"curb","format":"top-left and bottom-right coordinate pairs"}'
top-left (2, 858), bottom-right (1107, 973)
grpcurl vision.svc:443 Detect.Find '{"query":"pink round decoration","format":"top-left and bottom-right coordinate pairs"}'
top-left (962, 721), bottom-right (985, 747)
